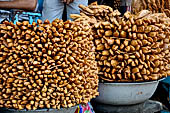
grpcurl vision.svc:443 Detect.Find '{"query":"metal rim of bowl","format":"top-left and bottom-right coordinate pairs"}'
top-left (1, 105), bottom-right (79, 112)
top-left (99, 78), bottom-right (166, 85)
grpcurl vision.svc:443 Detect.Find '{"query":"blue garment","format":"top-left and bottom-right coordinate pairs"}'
top-left (38, 0), bottom-right (44, 12)
top-left (41, 0), bottom-right (88, 22)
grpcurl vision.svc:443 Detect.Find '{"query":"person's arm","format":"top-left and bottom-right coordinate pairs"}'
top-left (62, 0), bottom-right (74, 4)
top-left (0, 0), bottom-right (37, 11)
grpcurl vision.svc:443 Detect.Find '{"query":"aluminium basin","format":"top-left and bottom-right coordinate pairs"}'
top-left (95, 79), bottom-right (164, 105)
top-left (0, 105), bottom-right (78, 113)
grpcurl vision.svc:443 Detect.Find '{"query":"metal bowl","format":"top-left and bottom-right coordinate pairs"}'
top-left (0, 105), bottom-right (78, 113)
top-left (95, 79), bottom-right (164, 105)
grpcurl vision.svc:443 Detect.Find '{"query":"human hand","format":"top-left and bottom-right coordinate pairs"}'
top-left (62, 0), bottom-right (74, 4)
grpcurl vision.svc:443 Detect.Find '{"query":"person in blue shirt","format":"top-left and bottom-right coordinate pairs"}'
top-left (41, 0), bottom-right (88, 22)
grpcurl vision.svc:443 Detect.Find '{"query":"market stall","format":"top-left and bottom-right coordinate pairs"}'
top-left (0, 0), bottom-right (170, 113)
